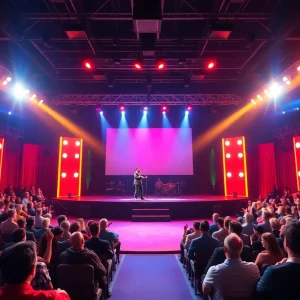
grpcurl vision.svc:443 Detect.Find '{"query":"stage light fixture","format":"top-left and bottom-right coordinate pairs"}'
top-left (134, 60), bottom-right (143, 70)
top-left (298, 171), bottom-right (300, 177)
top-left (13, 83), bottom-right (26, 98)
top-left (75, 141), bottom-right (80, 146)
top-left (239, 172), bottom-right (244, 177)
top-left (283, 76), bottom-right (288, 82)
top-left (156, 60), bottom-right (165, 70)
top-left (226, 153), bottom-right (231, 158)
top-left (74, 172), bottom-right (79, 178)
top-left (237, 140), bottom-right (242, 145)
top-left (100, 111), bottom-right (103, 115)
top-left (61, 172), bottom-right (67, 178)
top-left (143, 106), bottom-right (148, 111)
top-left (296, 142), bottom-right (300, 148)
top-left (205, 60), bottom-right (216, 70)
top-left (297, 66), bottom-right (300, 72)
top-left (185, 110), bottom-right (189, 115)
top-left (6, 77), bottom-right (11, 82)
top-left (2, 81), bottom-right (7, 86)
top-left (84, 61), bottom-right (93, 69)
top-left (8, 111), bottom-right (11, 115)
top-left (227, 172), bottom-right (232, 178)
top-left (95, 107), bottom-right (101, 112)
top-left (238, 153), bottom-right (243, 158)
top-left (264, 90), bottom-right (269, 95)
top-left (0, 143), bottom-right (2, 149)
top-left (162, 111), bottom-right (166, 115)
top-left (282, 111), bottom-right (286, 114)
top-left (62, 153), bottom-right (68, 158)
top-left (269, 82), bottom-right (282, 98)
top-left (63, 140), bottom-right (68, 145)
top-left (30, 94), bottom-right (36, 100)
top-left (251, 99), bottom-right (256, 105)
top-left (286, 80), bottom-right (291, 85)
top-left (225, 141), bottom-right (230, 146)
top-left (38, 100), bottom-right (43, 105)
top-left (75, 154), bottom-right (79, 159)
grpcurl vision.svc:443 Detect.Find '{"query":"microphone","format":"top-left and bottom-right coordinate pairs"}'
top-left (108, 222), bottom-right (112, 227)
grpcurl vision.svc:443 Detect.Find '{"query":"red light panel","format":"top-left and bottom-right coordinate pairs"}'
top-left (120, 106), bottom-right (125, 111)
top-left (0, 138), bottom-right (4, 185)
top-left (294, 136), bottom-right (300, 191)
top-left (157, 62), bottom-right (165, 69)
top-left (222, 136), bottom-right (248, 197)
top-left (162, 106), bottom-right (167, 111)
top-left (134, 63), bottom-right (142, 70)
top-left (57, 137), bottom-right (83, 197)
top-left (84, 61), bottom-right (92, 69)
top-left (207, 62), bottom-right (215, 69)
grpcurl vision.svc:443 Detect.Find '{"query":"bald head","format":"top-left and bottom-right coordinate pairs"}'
top-left (99, 218), bottom-right (108, 230)
top-left (70, 232), bottom-right (85, 250)
top-left (224, 233), bottom-right (243, 259)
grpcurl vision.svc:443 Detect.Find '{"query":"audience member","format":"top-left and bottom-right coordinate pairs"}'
top-left (22, 192), bottom-right (30, 206)
top-left (27, 202), bottom-right (36, 216)
top-left (57, 215), bottom-right (67, 226)
top-left (251, 225), bottom-right (264, 252)
top-left (35, 208), bottom-right (44, 228)
top-left (36, 218), bottom-right (51, 238)
top-left (4, 228), bottom-right (27, 248)
top-left (0, 209), bottom-right (18, 234)
top-left (0, 241), bottom-right (70, 299)
top-left (60, 232), bottom-right (108, 294)
top-left (256, 221), bottom-right (300, 299)
top-left (209, 213), bottom-right (219, 236)
top-left (229, 221), bottom-right (250, 246)
top-left (255, 232), bottom-right (284, 270)
top-left (270, 217), bottom-right (281, 238)
top-left (59, 221), bottom-right (81, 252)
top-left (17, 219), bottom-right (36, 242)
top-left (182, 221), bottom-right (201, 250)
top-left (60, 220), bottom-right (71, 241)
top-left (85, 222), bottom-right (114, 262)
top-left (26, 217), bottom-right (37, 236)
top-left (212, 218), bottom-right (228, 243)
top-left (260, 211), bottom-right (272, 232)
top-left (242, 213), bottom-right (254, 235)
top-left (203, 234), bottom-right (260, 299)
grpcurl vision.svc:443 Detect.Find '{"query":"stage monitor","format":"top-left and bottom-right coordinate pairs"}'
top-left (105, 128), bottom-right (194, 175)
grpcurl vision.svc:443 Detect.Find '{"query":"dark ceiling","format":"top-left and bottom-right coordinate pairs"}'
top-left (1, 0), bottom-right (300, 99)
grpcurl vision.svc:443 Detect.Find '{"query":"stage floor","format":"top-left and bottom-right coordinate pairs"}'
top-left (56, 194), bottom-right (246, 203)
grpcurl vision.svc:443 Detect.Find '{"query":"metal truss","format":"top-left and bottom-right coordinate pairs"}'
top-left (0, 124), bottom-right (24, 139)
top-left (22, 12), bottom-right (274, 21)
top-left (52, 94), bottom-right (243, 106)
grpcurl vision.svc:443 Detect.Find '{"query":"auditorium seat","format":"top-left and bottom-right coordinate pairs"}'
top-left (56, 264), bottom-right (102, 300)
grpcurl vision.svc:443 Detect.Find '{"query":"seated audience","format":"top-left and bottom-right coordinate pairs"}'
top-left (99, 218), bottom-right (121, 262)
top-left (0, 241), bottom-right (70, 299)
top-left (34, 208), bottom-right (44, 228)
top-left (22, 192), bottom-right (30, 207)
top-left (59, 221), bottom-right (81, 252)
top-left (260, 210), bottom-right (272, 232)
top-left (0, 209), bottom-right (18, 234)
top-left (255, 232), bottom-right (284, 270)
top-left (181, 221), bottom-right (201, 251)
top-left (213, 216), bottom-right (231, 243)
top-left (27, 202), bottom-right (36, 216)
top-left (4, 228), bottom-right (27, 249)
top-left (203, 233), bottom-right (260, 299)
top-left (291, 205), bottom-right (299, 220)
top-left (60, 232), bottom-right (107, 293)
top-left (251, 225), bottom-right (264, 252)
top-left (36, 218), bottom-right (51, 238)
top-left (17, 219), bottom-right (36, 242)
top-left (57, 215), bottom-right (67, 226)
top-left (270, 217), bottom-right (281, 238)
top-left (229, 221), bottom-right (250, 246)
top-left (209, 213), bottom-right (219, 236)
top-left (77, 218), bottom-right (88, 236)
top-left (26, 217), bottom-right (37, 236)
top-left (85, 222), bottom-right (114, 262)
top-left (16, 204), bottom-right (29, 220)
top-left (212, 218), bottom-right (227, 243)
top-left (188, 220), bottom-right (220, 260)
top-left (242, 213), bottom-right (254, 235)
top-left (256, 221), bottom-right (300, 299)
top-left (60, 220), bottom-right (71, 241)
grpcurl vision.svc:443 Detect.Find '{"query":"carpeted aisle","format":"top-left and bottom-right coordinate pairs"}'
top-left (110, 255), bottom-right (197, 300)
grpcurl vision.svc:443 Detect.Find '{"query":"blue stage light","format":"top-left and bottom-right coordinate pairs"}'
top-left (8, 111), bottom-right (11, 115)
top-left (100, 111), bottom-right (103, 115)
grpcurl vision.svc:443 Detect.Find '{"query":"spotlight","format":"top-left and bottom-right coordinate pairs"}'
top-left (6, 77), bottom-right (11, 82)
top-left (30, 94), bottom-right (36, 100)
top-left (95, 107), bottom-right (101, 112)
top-left (295, 142), bottom-right (300, 148)
top-left (225, 141), bottom-right (230, 146)
top-left (26, 89), bottom-right (30, 94)
top-left (226, 153), bottom-right (231, 158)
top-left (297, 66), bottom-right (300, 72)
top-left (257, 94), bottom-right (263, 100)
top-left (264, 89), bottom-right (269, 95)
top-left (282, 111), bottom-right (285, 114)
top-left (206, 60), bottom-right (216, 69)
top-left (162, 106), bottom-right (167, 111)
top-left (251, 99), bottom-right (256, 105)
top-left (156, 60), bottom-right (165, 70)
top-left (298, 171), bottom-right (300, 177)
top-left (227, 172), bottom-right (232, 178)
top-left (120, 106), bottom-right (125, 114)
top-left (61, 172), bottom-right (67, 178)
top-left (38, 100), bottom-right (43, 105)
top-left (84, 61), bottom-right (93, 70)
top-left (143, 110), bottom-right (147, 115)
top-left (162, 111), bottom-right (166, 115)
top-left (13, 83), bottom-right (26, 98)
top-left (2, 81), bottom-right (7, 86)
top-left (239, 172), bottom-right (244, 177)
top-left (286, 80), bottom-right (291, 85)
top-left (62, 153), bottom-right (68, 158)
top-left (238, 153), bottom-right (243, 158)
top-left (63, 140), bottom-right (68, 145)
top-left (0, 144), bottom-right (2, 149)
top-left (75, 154), bottom-right (79, 159)
top-left (185, 110), bottom-right (189, 115)
top-left (134, 60), bottom-right (143, 70)
top-left (100, 111), bottom-right (103, 115)
top-left (75, 141), bottom-right (80, 146)
top-left (8, 111), bottom-right (11, 115)
top-left (269, 82), bottom-right (282, 98)
top-left (237, 140), bottom-right (242, 145)
top-left (186, 105), bottom-right (192, 111)
top-left (282, 76), bottom-right (288, 82)
top-left (143, 106), bottom-right (148, 111)
top-left (74, 172), bottom-right (79, 178)
top-left (296, 108), bottom-right (299, 111)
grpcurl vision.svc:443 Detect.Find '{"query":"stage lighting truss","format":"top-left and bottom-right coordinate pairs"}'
top-left (52, 94), bottom-right (242, 106)
top-left (249, 60), bottom-right (300, 105)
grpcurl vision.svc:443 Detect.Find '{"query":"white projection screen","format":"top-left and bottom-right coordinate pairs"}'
top-left (105, 128), bottom-right (194, 175)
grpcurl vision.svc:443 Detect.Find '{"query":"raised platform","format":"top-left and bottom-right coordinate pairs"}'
top-left (52, 195), bottom-right (247, 220)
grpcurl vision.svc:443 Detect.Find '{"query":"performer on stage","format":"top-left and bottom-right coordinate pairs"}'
top-left (133, 168), bottom-right (147, 200)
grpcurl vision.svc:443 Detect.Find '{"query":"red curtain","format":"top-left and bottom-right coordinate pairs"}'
top-left (275, 139), bottom-right (297, 193)
top-left (20, 144), bottom-right (40, 189)
top-left (0, 140), bottom-right (22, 191)
top-left (37, 146), bottom-right (58, 197)
top-left (258, 143), bottom-right (277, 197)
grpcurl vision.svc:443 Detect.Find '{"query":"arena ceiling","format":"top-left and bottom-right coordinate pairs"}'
top-left (1, 0), bottom-right (300, 99)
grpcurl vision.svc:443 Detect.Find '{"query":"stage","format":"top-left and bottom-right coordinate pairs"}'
top-left (52, 195), bottom-right (247, 220)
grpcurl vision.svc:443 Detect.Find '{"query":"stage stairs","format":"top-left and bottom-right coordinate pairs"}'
top-left (132, 208), bottom-right (170, 222)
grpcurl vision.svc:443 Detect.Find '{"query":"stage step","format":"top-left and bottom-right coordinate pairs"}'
top-left (132, 208), bottom-right (170, 215)
top-left (132, 214), bottom-right (171, 222)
